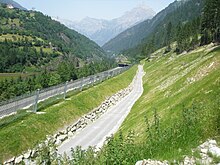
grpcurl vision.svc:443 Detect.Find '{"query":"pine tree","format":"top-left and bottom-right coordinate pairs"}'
top-left (164, 22), bottom-right (172, 53)
top-left (201, 0), bottom-right (220, 44)
top-left (216, 0), bottom-right (220, 42)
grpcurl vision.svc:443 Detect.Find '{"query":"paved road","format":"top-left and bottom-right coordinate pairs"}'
top-left (58, 65), bottom-right (144, 156)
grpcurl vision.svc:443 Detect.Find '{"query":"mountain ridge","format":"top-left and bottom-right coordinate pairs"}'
top-left (53, 5), bottom-right (156, 46)
top-left (0, 4), bottom-right (108, 73)
top-left (102, 0), bottom-right (192, 53)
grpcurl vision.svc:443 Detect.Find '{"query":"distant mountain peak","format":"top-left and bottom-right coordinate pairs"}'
top-left (136, 3), bottom-right (154, 10)
top-left (103, 0), bottom-right (204, 53)
top-left (55, 5), bottom-right (155, 46)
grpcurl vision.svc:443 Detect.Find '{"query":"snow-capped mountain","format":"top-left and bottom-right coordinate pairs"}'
top-left (53, 5), bottom-right (155, 46)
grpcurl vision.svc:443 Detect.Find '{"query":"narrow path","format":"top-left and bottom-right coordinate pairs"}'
top-left (58, 65), bottom-right (144, 156)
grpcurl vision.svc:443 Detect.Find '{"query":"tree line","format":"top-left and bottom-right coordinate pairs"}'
top-left (146, 0), bottom-right (219, 56)
top-left (0, 4), bottom-right (118, 101)
top-left (124, 0), bottom-right (219, 60)
top-left (0, 59), bottom-right (116, 101)
top-left (0, 39), bottom-right (59, 72)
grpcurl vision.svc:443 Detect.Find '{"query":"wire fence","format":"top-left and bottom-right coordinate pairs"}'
top-left (0, 67), bottom-right (129, 118)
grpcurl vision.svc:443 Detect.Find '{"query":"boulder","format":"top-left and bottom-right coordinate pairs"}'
top-left (31, 149), bottom-right (38, 158)
top-left (135, 160), bottom-right (143, 165)
top-left (4, 157), bottom-right (15, 165)
top-left (209, 146), bottom-right (220, 157)
top-left (71, 126), bottom-right (77, 132)
top-left (15, 155), bottom-right (23, 164)
top-left (208, 139), bottom-right (217, 145)
top-left (68, 131), bottom-right (74, 137)
top-left (200, 148), bottom-right (208, 154)
top-left (57, 134), bottom-right (67, 142)
top-left (23, 150), bottom-right (32, 159)
top-left (135, 159), bottom-right (169, 165)
top-left (183, 156), bottom-right (195, 165)
top-left (55, 139), bottom-right (62, 145)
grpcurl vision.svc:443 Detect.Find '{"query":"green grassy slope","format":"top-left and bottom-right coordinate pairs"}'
top-left (118, 45), bottom-right (220, 161)
top-left (0, 66), bottom-right (137, 162)
top-left (44, 45), bottom-right (219, 165)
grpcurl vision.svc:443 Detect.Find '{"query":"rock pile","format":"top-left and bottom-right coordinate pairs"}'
top-left (53, 85), bottom-right (134, 147)
top-left (3, 76), bottom-right (136, 165)
top-left (135, 159), bottom-right (169, 165)
top-left (182, 139), bottom-right (220, 165)
top-left (135, 139), bottom-right (220, 165)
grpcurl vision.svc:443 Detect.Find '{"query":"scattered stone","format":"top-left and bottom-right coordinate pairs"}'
top-left (15, 155), bottom-right (23, 164)
top-left (68, 131), bottom-right (74, 137)
top-left (57, 134), bottom-right (67, 142)
top-left (55, 139), bottom-right (62, 146)
top-left (201, 148), bottom-right (208, 154)
top-left (135, 159), bottom-right (169, 165)
top-left (71, 126), bottom-right (77, 132)
top-left (23, 150), bottom-right (32, 159)
top-left (209, 139), bottom-right (217, 146)
top-left (136, 139), bottom-right (220, 165)
top-left (31, 149), bottom-right (37, 158)
top-left (209, 146), bottom-right (220, 157)
top-left (182, 156), bottom-right (195, 165)
top-left (4, 157), bottom-right (15, 165)
top-left (53, 133), bottom-right (58, 139)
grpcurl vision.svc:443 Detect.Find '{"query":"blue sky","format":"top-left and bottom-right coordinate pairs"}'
top-left (15, 0), bottom-right (175, 21)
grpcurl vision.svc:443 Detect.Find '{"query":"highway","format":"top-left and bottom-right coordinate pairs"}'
top-left (58, 65), bottom-right (144, 156)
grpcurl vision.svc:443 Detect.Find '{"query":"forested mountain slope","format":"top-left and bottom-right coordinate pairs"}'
top-left (103, 0), bottom-right (204, 54)
top-left (0, 4), bottom-right (115, 101)
top-left (0, 4), bottom-right (107, 73)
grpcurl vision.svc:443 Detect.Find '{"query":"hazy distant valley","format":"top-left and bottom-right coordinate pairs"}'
top-left (53, 5), bottom-right (155, 46)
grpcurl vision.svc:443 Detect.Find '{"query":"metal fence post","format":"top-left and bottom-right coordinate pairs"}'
top-left (33, 89), bottom-right (40, 113)
top-left (80, 77), bottom-right (84, 91)
top-left (91, 76), bottom-right (94, 86)
top-left (107, 71), bottom-right (110, 79)
top-left (64, 81), bottom-right (68, 100)
top-left (93, 76), bottom-right (95, 85)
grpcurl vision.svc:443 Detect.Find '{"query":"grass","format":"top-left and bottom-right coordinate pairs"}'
top-left (116, 45), bottom-right (220, 161)
top-left (0, 73), bottom-right (35, 81)
top-left (34, 46), bottom-right (62, 55)
top-left (0, 34), bottom-right (32, 42)
top-left (54, 45), bottom-right (220, 164)
top-left (0, 65), bottom-right (137, 162)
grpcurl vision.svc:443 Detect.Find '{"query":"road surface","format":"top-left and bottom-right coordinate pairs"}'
top-left (58, 65), bottom-right (144, 156)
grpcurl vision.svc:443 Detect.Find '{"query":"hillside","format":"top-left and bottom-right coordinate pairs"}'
top-left (0, 4), bottom-right (116, 102)
top-left (54, 5), bottom-right (155, 46)
top-left (42, 44), bottom-right (220, 164)
top-left (108, 45), bottom-right (220, 163)
top-left (103, 0), bottom-right (204, 54)
top-left (0, 65), bottom-right (137, 162)
top-left (0, 0), bottom-right (26, 10)
top-left (0, 4), bottom-right (107, 72)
